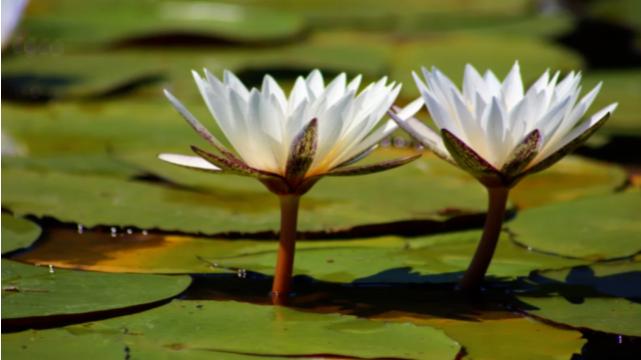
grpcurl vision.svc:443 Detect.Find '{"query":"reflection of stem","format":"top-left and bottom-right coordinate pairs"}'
top-left (459, 186), bottom-right (509, 292)
top-left (271, 194), bottom-right (300, 305)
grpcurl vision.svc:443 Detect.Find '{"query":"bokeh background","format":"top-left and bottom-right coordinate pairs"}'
top-left (2, 1), bottom-right (641, 359)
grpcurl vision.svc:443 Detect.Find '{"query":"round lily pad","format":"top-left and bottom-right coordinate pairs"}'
top-left (2, 214), bottom-right (42, 254)
top-left (517, 296), bottom-right (641, 337)
top-left (22, 0), bottom-right (304, 47)
top-left (509, 190), bottom-right (641, 260)
top-left (391, 33), bottom-right (584, 98)
top-left (3, 300), bottom-right (461, 360)
top-left (1, 152), bottom-right (489, 234)
top-left (15, 229), bottom-right (587, 284)
top-left (385, 315), bottom-right (586, 360)
top-left (2, 260), bottom-right (191, 323)
top-left (516, 261), bottom-right (641, 337)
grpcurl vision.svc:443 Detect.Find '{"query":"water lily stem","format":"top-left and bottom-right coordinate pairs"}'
top-left (271, 194), bottom-right (300, 305)
top-left (459, 186), bottom-right (510, 292)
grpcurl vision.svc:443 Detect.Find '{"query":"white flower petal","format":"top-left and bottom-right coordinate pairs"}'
top-left (501, 61), bottom-right (524, 110)
top-left (463, 64), bottom-right (486, 105)
top-left (223, 70), bottom-right (249, 100)
top-left (537, 103), bottom-right (618, 161)
top-left (158, 153), bottom-right (221, 171)
top-left (484, 98), bottom-right (507, 166)
top-left (306, 69), bottom-right (324, 97)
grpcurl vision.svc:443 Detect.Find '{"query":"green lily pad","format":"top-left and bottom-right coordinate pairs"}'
top-left (516, 261), bottom-right (641, 337)
top-left (383, 314), bottom-right (586, 360)
top-left (22, 0), bottom-right (304, 47)
top-left (2, 300), bottom-right (461, 359)
top-left (501, 156), bottom-right (626, 209)
top-left (530, 261), bottom-right (641, 299)
top-left (2, 35), bottom-right (389, 102)
top-left (1, 214), bottom-right (42, 254)
top-left (509, 190), bottom-right (641, 260)
top-left (583, 70), bottom-right (641, 136)
top-left (15, 229), bottom-right (586, 283)
top-left (1, 152), bottom-right (490, 234)
top-left (1, 260), bottom-right (191, 323)
top-left (391, 33), bottom-right (584, 98)
top-left (517, 293), bottom-right (641, 337)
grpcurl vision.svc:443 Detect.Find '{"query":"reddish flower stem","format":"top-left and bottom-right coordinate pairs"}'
top-left (271, 194), bottom-right (300, 305)
top-left (459, 186), bottom-right (510, 292)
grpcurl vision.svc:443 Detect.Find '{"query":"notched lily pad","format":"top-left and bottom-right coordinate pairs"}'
top-left (1, 151), bottom-right (490, 235)
top-left (509, 190), bottom-right (641, 260)
top-left (516, 261), bottom-right (641, 337)
top-left (15, 229), bottom-right (587, 284)
top-left (1, 214), bottom-right (42, 254)
top-left (1, 260), bottom-right (191, 326)
top-left (22, 0), bottom-right (305, 47)
top-left (379, 313), bottom-right (586, 360)
top-left (2, 300), bottom-right (461, 360)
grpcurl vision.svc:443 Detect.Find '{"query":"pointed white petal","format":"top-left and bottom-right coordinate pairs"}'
top-left (463, 64), bottom-right (486, 104)
top-left (483, 98), bottom-right (507, 166)
top-left (158, 153), bottom-right (221, 171)
top-left (223, 70), bottom-right (249, 100)
top-left (306, 69), bottom-right (324, 97)
top-left (536, 103), bottom-right (618, 162)
top-left (501, 61), bottom-right (524, 110)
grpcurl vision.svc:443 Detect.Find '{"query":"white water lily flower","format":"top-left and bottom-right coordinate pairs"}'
top-left (160, 69), bottom-right (422, 194)
top-left (390, 62), bottom-right (617, 187)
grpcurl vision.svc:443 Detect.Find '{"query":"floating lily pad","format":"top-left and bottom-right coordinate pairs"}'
top-left (517, 294), bottom-right (641, 337)
top-left (380, 314), bottom-right (586, 360)
top-left (509, 190), bottom-right (641, 260)
top-left (3, 300), bottom-right (461, 359)
top-left (516, 261), bottom-right (641, 337)
top-left (501, 156), bottom-right (625, 209)
top-left (15, 229), bottom-right (587, 284)
top-left (1, 214), bottom-right (42, 254)
top-left (530, 261), bottom-right (641, 300)
top-left (1, 152), bottom-right (490, 234)
top-left (391, 33), bottom-right (584, 98)
top-left (582, 70), bottom-right (641, 136)
top-left (22, 0), bottom-right (304, 47)
top-left (1, 260), bottom-right (191, 323)
top-left (2, 36), bottom-right (390, 102)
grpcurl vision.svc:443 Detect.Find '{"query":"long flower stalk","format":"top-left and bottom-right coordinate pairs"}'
top-left (458, 186), bottom-right (509, 291)
top-left (272, 195), bottom-right (300, 303)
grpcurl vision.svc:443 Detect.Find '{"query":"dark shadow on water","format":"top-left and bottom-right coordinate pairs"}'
top-left (523, 264), bottom-right (641, 303)
top-left (183, 270), bottom-right (526, 321)
top-left (576, 136), bottom-right (641, 166)
top-left (555, 17), bottom-right (641, 69)
top-left (109, 31), bottom-right (308, 50)
top-left (1, 73), bottom-right (165, 104)
top-left (1, 74), bottom-right (78, 103)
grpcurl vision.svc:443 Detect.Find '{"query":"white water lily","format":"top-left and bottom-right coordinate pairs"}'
top-left (160, 69), bottom-right (422, 300)
top-left (390, 62), bottom-right (617, 187)
top-left (389, 62), bottom-right (618, 291)
top-left (160, 69), bottom-right (422, 194)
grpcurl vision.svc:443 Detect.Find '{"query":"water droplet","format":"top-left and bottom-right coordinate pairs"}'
top-left (48, 264), bottom-right (55, 274)
top-left (110, 227), bottom-right (118, 237)
top-left (77, 224), bottom-right (84, 234)
top-left (237, 269), bottom-right (247, 279)
top-left (126, 228), bottom-right (133, 235)
top-left (142, 230), bottom-right (149, 236)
